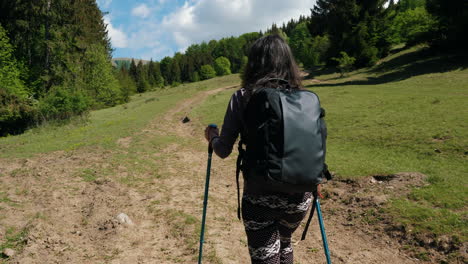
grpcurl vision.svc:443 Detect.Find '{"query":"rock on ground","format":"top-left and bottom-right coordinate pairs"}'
top-left (3, 248), bottom-right (16, 258)
top-left (116, 213), bottom-right (134, 226)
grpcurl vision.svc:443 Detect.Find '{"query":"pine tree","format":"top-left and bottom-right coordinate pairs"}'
top-left (184, 56), bottom-right (196, 82)
top-left (170, 57), bottom-right (181, 84)
top-left (136, 60), bottom-right (149, 92)
top-left (160, 56), bottom-right (172, 86)
top-left (0, 25), bottom-right (28, 98)
top-left (0, 0), bottom-right (124, 133)
top-left (153, 62), bottom-right (164, 87)
top-left (309, 0), bottom-right (391, 67)
top-left (426, 0), bottom-right (468, 48)
top-left (0, 24), bottom-right (37, 136)
top-left (82, 44), bottom-right (122, 107)
top-left (147, 59), bottom-right (156, 86)
top-left (116, 66), bottom-right (136, 101)
top-left (129, 59), bottom-right (138, 82)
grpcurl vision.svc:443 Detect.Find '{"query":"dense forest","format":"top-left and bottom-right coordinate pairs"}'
top-left (1, 0), bottom-right (467, 136)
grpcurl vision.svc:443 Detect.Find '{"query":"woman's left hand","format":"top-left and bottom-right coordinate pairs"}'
top-left (204, 126), bottom-right (219, 142)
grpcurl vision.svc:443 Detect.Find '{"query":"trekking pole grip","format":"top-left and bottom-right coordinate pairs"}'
top-left (207, 124), bottom-right (217, 154)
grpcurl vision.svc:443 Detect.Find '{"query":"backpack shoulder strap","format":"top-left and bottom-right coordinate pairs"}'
top-left (236, 88), bottom-right (248, 220)
top-left (319, 107), bottom-right (332, 181)
top-left (236, 139), bottom-right (245, 220)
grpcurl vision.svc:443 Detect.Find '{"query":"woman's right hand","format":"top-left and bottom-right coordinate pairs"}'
top-left (204, 125), bottom-right (219, 142)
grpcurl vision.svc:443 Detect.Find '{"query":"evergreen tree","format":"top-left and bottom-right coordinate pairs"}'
top-left (184, 56), bottom-right (196, 82)
top-left (160, 56), bottom-right (173, 86)
top-left (147, 59), bottom-right (156, 86)
top-left (309, 0), bottom-right (391, 67)
top-left (72, 0), bottom-right (113, 57)
top-left (83, 44), bottom-right (123, 107)
top-left (266, 24), bottom-right (289, 42)
top-left (178, 55), bottom-right (189, 82)
top-left (171, 54), bottom-right (182, 84)
top-left (0, 25), bottom-right (28, 98)
top-left (153, 61), bottom-right (164, 87)
top-left (0, 24), bottom-right (36, 136)
top-left (399, 0), bottom-right (427, 11)
top-left (116, 66), bottom-right (137, 101)
top-left (289, 22), bottom-right (312, 66)
top-left (129, 59), bottom-right (138, 82)
top-left (290, 22), bottom-right (330, 68)
top-left (214, 37), bottom-right (244, 73)
top-left (0, 0), bottom-right (54, 94)
top-left (136, 60), bottom-right (149, 93)
top-left (0, 0), bottom-right (123, 133)
top-left (426, 0), bottom-right (468, 48)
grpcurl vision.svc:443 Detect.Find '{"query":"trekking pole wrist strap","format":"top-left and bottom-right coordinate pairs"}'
top-left (301, 191), bottom-right (319, 240)
top-left (209, 135), bottom-right (219, 145)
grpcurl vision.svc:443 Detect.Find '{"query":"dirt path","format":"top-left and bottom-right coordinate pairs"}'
top-left (145, 86), bottom-right (422, 264)
top-left (0, 85), bottom-right (427, 263)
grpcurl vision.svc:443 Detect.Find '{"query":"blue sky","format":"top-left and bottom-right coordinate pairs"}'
top-left (97, 0), bottom-right (318, 61)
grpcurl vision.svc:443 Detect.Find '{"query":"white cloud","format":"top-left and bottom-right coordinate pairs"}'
top-left (162, 0), bottom-right (317, 48)
top-left (104, 16), bottom-right (128, 48)
top-left (113, 0), bottom-right (317, 60)
top-left (132, 3), bottom-right (151, 18)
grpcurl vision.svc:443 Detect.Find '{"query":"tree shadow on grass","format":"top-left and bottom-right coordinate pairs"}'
top-left (306, 48), bottom-right (468, 88)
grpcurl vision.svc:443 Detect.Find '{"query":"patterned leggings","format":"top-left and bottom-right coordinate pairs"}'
top-left (242, 192), bottom-right (312, 264)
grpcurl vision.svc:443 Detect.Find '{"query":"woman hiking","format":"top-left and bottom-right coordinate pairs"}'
top-left (204, 34), bottom-right (326, 264)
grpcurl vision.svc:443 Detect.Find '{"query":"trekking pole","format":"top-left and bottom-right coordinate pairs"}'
top-left (198, 124), bottom-right (217, 264)
top-left (316, 197), bottom-right (332, 264)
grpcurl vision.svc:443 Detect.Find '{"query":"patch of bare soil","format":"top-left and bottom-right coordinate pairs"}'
top-left (0, 149), bottom-right (185, 263)
top-left (0, 85), bottom-right (456, 263)
top-left (117, 137), bottom-right (132, 148)
top-left (321, 172), bottom-right (466, 264)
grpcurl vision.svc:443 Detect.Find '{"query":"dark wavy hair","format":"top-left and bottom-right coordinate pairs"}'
top-left (241, 34), bottom-right (302, 99)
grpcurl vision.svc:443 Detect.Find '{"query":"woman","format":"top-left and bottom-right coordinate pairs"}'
top-left (204, 35), bottom-right (313, 264)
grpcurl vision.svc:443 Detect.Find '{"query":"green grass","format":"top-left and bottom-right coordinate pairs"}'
top-left (191, 46), bottom-right (468, 243)
top-left (0, 192), bottom-right (20, 207)
top-left (79, 168), bottom-right (98, 182)
top-left (0, 226), bottom-right (29, 261)
top-left (0, 74), bottom-right (240, 158)
top-left (191, 89), bottom-right (236, 127)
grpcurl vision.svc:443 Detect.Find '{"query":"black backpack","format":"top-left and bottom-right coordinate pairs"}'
top-left (236, 80), bottom-right (331, 218)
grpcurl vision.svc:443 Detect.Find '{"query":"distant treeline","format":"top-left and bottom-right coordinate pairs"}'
top-left (1, 0), bottom-right (466, 136)
top-left (117, 0), bottom-right (467, 96)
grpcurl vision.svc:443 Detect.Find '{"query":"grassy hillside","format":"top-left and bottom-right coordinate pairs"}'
top-left (0, 74), bottom-right (241, 158)
top-left (192, 46), bottom-right (468, 247)
top-left (0, 45), bottom-right (466, 261)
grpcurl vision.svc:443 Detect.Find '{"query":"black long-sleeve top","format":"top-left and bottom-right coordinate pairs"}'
top-left (211, 89), bottom-right (245, 159)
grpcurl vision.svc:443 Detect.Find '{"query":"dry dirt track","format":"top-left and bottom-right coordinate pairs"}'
top-left (0, 85), bottom-right (427, 263)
